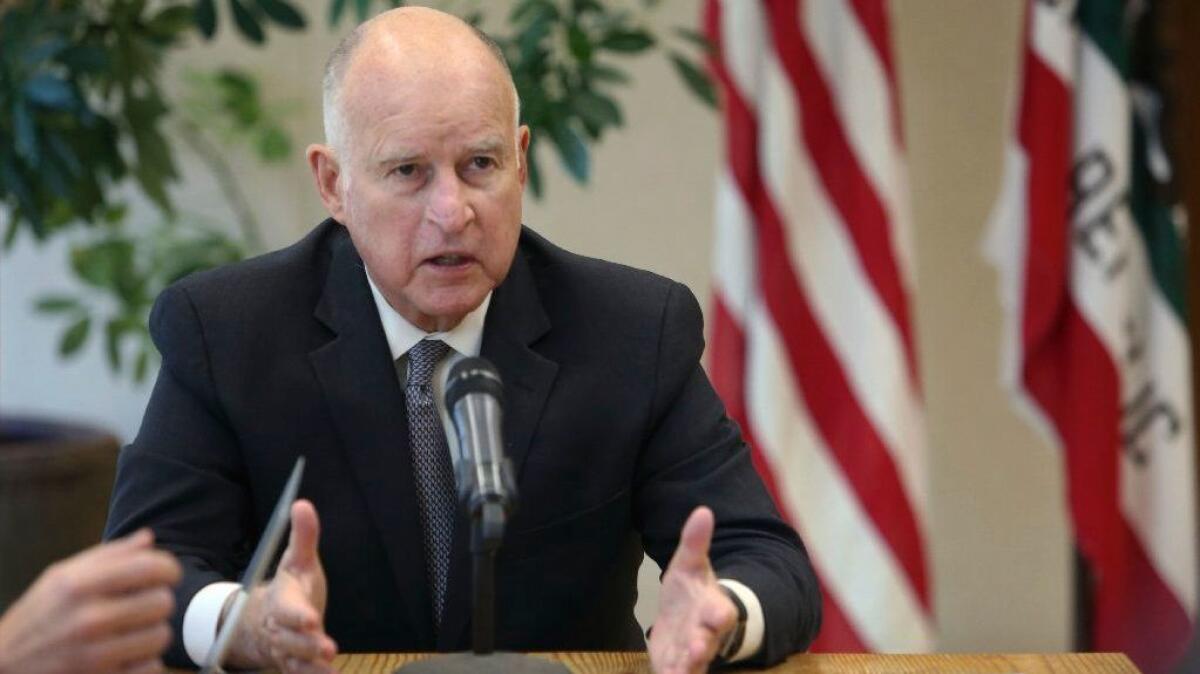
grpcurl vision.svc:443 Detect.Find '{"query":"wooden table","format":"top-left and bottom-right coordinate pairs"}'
top-left (172, 652), bottom-right (1140, 673)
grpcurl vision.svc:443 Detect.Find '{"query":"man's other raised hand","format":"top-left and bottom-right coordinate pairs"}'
top-left (649, 507), bottom-right (740, 674)
top-left (227, 499), bottom-right (337, 674)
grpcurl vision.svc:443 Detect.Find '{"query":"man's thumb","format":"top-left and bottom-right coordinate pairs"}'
top-left (669, 506), bottom-right (715, 574)
top-left (283, 499), bottom-right (321, 572)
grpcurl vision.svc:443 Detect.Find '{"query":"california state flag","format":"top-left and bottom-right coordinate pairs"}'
top-left (986, 1), bottom-right (1197, 672)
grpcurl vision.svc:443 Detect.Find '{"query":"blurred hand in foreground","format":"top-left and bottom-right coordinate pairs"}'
top-left (0, 528), bottom-right (181, 674)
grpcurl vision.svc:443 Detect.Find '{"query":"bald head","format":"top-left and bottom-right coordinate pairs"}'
top-left (322, 7), bottom-right (520, 157)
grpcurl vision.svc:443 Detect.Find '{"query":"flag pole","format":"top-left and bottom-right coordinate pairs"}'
top-left (1156, 0), bottom-right (1200, 670)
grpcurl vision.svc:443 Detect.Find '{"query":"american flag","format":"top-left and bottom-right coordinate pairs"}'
top-left (705, 0), bottom-right (934, 651)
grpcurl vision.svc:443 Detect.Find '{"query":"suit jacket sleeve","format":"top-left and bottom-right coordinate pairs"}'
top-left (633, 281), bottom-right (822, 665)
top-left (104, 283), bottom-right (253, 667)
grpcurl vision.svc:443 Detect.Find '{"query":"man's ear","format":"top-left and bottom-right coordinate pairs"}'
top-left (307, 144), bottom-right (347, 221)
top-left (516, 125), bottom-right (531, 187)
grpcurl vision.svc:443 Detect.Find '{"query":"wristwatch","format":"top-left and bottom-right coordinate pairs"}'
top-left (717, 584), bottom-right (748, 662)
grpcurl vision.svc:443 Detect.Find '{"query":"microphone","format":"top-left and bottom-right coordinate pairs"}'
top-left (444, 357), bottom-right (517, 527)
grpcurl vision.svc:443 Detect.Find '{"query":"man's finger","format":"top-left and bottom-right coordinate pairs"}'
top-left (666, 506), bottom-right (715, 575)
top-left (82, 622), bottom-right (172, 671)
top-left (271, 588), bottom-right (321, 632)
top-left (282, 500), bottom-right (321, 572)
top-left (54, 549), bottom-right (181, 599)
top-left (700, 592), bottom-right (738, 634)
top-left (268, 624), bottom-right (331, 662)
top-left (77, 587), bottom-right (175, 638)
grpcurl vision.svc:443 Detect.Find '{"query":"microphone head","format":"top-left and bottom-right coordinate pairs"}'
top-left (445, 356), bottom-right (504, 409)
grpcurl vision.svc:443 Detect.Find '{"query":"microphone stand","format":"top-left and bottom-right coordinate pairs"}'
top-left (471, 500), bottom-right (504, 655)
top-left (394, 493), bottom-right (567, 674)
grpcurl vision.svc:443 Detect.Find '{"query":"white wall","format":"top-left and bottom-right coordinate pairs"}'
top-left (0, 0), bottom-right (1073, 652)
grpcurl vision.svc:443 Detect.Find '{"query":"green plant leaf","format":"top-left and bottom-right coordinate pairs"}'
top-left (134, 348), bottom-right (151, 383)
top-left (105, 318), bottom-right (124, 369)
top-left (573, 90), bottom-right (622, 128)
top-left (668, 51), bottom-right (716, 109)
top-left (24, 74), bottom-right (76, 110)
top-left (511, 0), bottom-right (557, 24)
top-left (148, 6), bottom-right (196, 41)
top-left (102, 203), bottom-right (129, 224)
top-left (673, 26), bottom-right (714, 53)
top-left (354, 0), bottom-right (370, 22)
top-left (22, 37), bottom-right (67, 66)
top-left (71, 239), bottom-right (135, 290)
top-left (572, 0), bottom-right (603, 14)
top-left (12, 102), bottom-right (38, 163)
top-left (567, 24), bottom-right (592, 63)
top-left (35, 296), bottom-right (82, 314)
top-left (599, 29), bottom-right (655, 53)
top-left (328, 0), bottom-right (347, 25)
top-left (549, 121), bottom-right (589, 182)
top-left (256, 126), bottom-right (291, 161)
top-left (58, 45), bottom-right (109, 73)
top-left (59, 316), bottom-right (91, 358)
top-left (194, 0), bottom-right (217, 37)
top-left (229, 0), bottom-right (265, 43)
top-left (526, 139), bottom-right (543, 198)
top-left (585, 62), bottom-right (629, 83)
top-left (255, 0), bottom-right (306, 29)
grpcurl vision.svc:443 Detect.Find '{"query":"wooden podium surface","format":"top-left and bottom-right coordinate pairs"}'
top-left (172, 652), bottom-right (1139, 673)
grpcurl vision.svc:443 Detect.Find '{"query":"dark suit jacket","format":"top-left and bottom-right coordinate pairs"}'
top-left (104, 220), bottom-right (821, 667)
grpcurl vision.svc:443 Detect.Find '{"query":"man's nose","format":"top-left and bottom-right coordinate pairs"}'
top-left (425, 171), bottom-right (473, 233)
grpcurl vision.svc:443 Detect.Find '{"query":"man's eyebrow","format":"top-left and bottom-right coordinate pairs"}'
top-left (372, 150), bottom-right (423, 168)
top-left (467, 138), bottom-right (507, 154)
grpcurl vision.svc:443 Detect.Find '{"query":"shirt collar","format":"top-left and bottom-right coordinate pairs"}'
top-left (365, 268), bottom-right (490, 360)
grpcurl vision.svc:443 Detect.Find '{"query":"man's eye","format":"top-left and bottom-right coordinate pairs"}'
top-left (393, 164), bottom-right (417, 177)
top-left (470, 156), bottom-right (495, 170)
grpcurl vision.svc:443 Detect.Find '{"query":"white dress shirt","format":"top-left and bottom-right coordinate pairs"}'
top-left (181, 269), bottom-right (763, 664)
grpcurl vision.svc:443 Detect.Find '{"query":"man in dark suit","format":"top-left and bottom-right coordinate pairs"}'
top-left (104, 7), bottom-right (820, 674)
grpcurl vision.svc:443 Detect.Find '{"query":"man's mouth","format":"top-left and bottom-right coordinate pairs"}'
top-left (427, 253), bottom-right (474, 267)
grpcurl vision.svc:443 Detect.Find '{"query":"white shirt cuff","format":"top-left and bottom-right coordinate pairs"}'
top-left (182, 581), bottom-right (241, 666)
top-left (717, 578), bottom-right (765, 662)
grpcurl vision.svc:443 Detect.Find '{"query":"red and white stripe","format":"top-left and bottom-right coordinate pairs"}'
top-left (706, 0), bottom-right (934, 651)
top-left (987, 3), bottom-right (1197, 673)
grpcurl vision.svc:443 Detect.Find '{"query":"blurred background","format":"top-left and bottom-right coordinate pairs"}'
top-left (1, 0), bottom-right (1196, 670)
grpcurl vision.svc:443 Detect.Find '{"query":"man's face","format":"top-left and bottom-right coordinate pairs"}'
top-left (329, 44), bottom-right (528, 332)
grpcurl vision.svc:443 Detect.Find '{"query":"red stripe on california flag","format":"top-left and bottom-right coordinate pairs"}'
top-left (845, 0), bottom-right (905, 147)
top-left (764, 0), bottom-right (919, 384)
top-left (1015, 34), bottom-right (1072, 358)
top-left (1100, 520), bottom-right (1194, 674)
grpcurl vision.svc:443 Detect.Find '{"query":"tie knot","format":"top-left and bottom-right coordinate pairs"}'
top-left (407, 339), bottom-right (450, 389)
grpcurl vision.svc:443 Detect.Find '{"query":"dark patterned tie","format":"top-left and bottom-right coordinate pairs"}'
top-left (404, 339), bottom-right (455, 631)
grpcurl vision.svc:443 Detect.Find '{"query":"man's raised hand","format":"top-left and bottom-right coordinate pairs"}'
top-left (227, 499), bottom-right (337, 674)
top-left (649, 507), bottom-right (739, 674)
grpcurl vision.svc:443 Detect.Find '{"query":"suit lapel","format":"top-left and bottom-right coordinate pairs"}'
top-left (438, 238), bottom-right (559, 649)
top-left (308, 230), bottom-right (436, 647)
